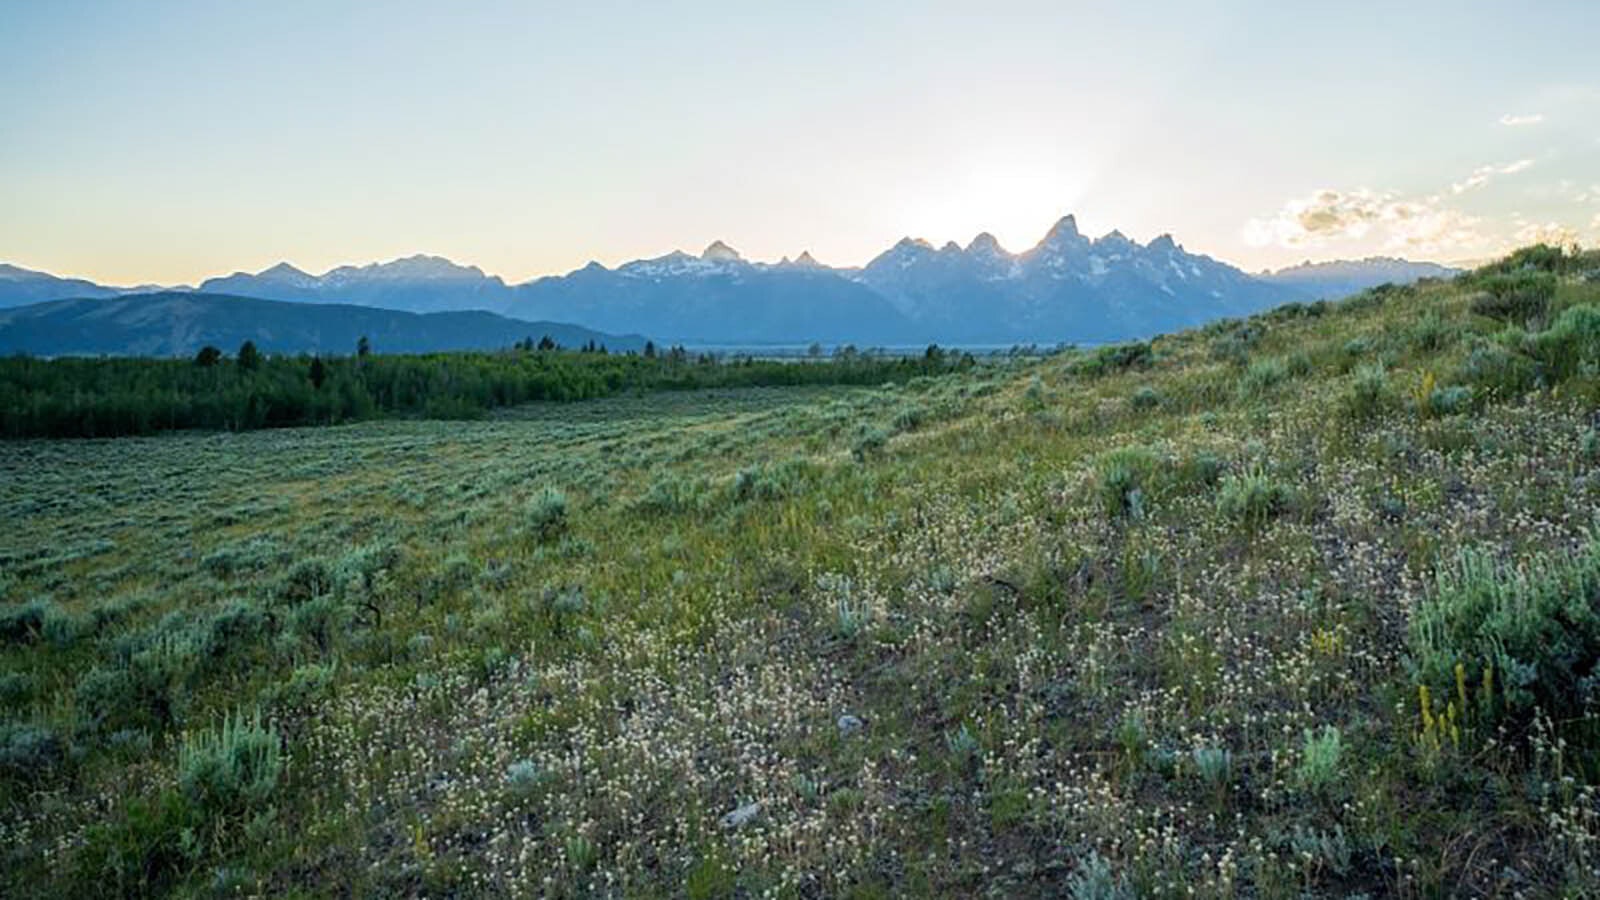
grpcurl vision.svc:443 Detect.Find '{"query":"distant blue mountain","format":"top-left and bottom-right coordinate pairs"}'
top-left (3, 216), bottom-right (1462, 347)
top-left (0, 263), bottom-right (124, 309)
top-left (199, 255), bottom-right (511, 314)
top-left (0, 292), bottom-right (643, 357)
top-left (1259, 257), bottom-right (1462, 300)
top-left (505, 243), bottom-right (914, 344)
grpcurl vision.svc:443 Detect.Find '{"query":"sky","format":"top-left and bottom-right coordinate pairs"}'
top-left (3, 0), bottom-right (1599, 286)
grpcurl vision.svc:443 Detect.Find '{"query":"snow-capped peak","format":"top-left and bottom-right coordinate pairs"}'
top-left (258, 262), bottom-right (317, 286)
top-left (966, 232), bottom-right (1007, 257)
top-left (325, 254), bottom-right (489, 284)
top-left (701, 240), bottom-right (743, 263)
top-left (1038, 214), bottom-right (1083, 247)
top-left (1096, 229), bottom-right (1134, 249)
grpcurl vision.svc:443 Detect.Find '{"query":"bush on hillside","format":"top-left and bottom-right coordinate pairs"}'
top-left (177, 711), bottom-right (282, 820)
top-left (1471, 272), bottom-right (1556, 325)
top-left (1409, 537), bottom-right (1600, 726)
top-left (528, 488), bottom-right (569, 542)
top-left (1216, 467), bottom-right (1294, 530)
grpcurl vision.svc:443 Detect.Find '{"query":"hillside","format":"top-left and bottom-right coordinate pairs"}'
top-left (0, 291), bottom-right (644, 357)
top-left (7, 245), bottom-right (1600, 897)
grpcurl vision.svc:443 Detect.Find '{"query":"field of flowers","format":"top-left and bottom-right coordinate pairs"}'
top-left (7, 248), bottom-right (1600, 897)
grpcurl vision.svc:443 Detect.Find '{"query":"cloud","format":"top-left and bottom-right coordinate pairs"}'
top-left (1512, 219), bottom-right (1580, 247)
top-left (1451, 159), bottom-right (1534, 195)
top-left (1499, 113), bottom-right (1545, 127)
top-left (1244, 188), bottom-right (1488, 254)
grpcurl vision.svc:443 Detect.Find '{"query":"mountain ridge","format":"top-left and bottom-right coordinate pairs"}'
top-left (1, 217), bottom-right (1464, 344)
top-left (0, 292), bottom-right (645, 357)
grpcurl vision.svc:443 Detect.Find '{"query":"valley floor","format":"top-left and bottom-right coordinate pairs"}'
top-left (7, 265), bottom-right (1600, 897)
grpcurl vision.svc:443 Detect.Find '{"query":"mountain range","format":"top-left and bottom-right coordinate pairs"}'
top-left (0, 292), bottom-right (643, 358)
top-left (1258, 257), bottom-right (1461, 300)
top-left (1, 216), bottom-right (1462, 348)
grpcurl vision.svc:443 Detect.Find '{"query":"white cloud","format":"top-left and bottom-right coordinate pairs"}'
top-left (1499, 113), bottom-right (1545, 127)
top-left (1451, 159), bottom-right (1535, 195)
top-left (1243, 188), bottom-right (1488, 255)
top-left (1511, 219), bottom-right (1580, 248)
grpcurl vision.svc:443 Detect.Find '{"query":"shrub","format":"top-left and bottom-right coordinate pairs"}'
top-left (891, 404), bottom-right (928, 432)
top-left (1209, 327), bottom-right (1259, 366)
top-left (528, 487), bottom-right (569, 542)
top-left (177, 710), bottom-right (282, 819)
top-left (1068, 852), bottom-right (1130, 900)
top-left (277, 557), bottom-right (334, 604)
top-left (1471, 272), bottom-right (1556, 325)
top-left (733, 458), bottom-right (812, 503)
top-left (1296, 726), bottom-right (1344, 794)
top-left (1456, 338), bottom-right (1538, 398)
top-left (505, 759), bottom-right (545, 798)
top-left (1237, 357), bottom-right (1289, 397)
top-left (1345, 364), bottom-right (1389, 420)
top-left (0, 671), bottom-right (33, 709)
top-left (1485, 243), bottom-right (1568, 275)
top-left (636, 474), bottom-right (708, 515)
top-left (1191, 746), bottom-right (1232, 791)
top-left (1408, 311), bottom-right (1456, 353)
top-left (76, 637), bottom-right (191, 735)
top-left (200, 537), bottom-right (287, 579)
top-left (1128, 386), bottom-right (1161, 411)
top-left (1530, 304), bottom-right (1600, 383)
top-left (1076, 341), bottom-right (1152, 377)
top-left (1097, 447), bottom-right (1160, 520)
top-left (851, 427), bottom-right (889, 461)
top-left (0, 723), bottom-right (66, 783)
top-left (1426, 384), bottom-right (1473, 416)
top-left (1409, 538), bottom-right (1600, 725)
top-left (1216, 467), bottom-right (1293, 529)
top-left (78, 789), bottom-right (197, 897)
top-left (1342, 337), bottom-right (1374, 358)
top-left (0, 599), bottom-right (50, 645)
top-left (1178, 451), bottom-right (1225, 488)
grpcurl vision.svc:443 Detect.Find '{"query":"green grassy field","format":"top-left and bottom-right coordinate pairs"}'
top-left (7, 250), bottom-right (1600, 897)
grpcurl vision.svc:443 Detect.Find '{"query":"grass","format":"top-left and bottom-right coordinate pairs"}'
top-left (6, 248), bottom-right (1600, 897)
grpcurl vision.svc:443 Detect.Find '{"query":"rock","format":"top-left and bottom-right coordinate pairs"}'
top-left (719, 801), bottom-right (762, 830)
top-left (837, 714), bottom-right (865, 737)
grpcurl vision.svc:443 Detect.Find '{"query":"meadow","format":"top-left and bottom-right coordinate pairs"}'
top-left (7, 246), bottom-right (1600, 897)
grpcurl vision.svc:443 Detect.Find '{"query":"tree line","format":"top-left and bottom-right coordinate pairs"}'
top-left (0, 338), bottom-right (972, 438)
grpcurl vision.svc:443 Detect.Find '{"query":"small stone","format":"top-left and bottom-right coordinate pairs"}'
top-left (719, 801), bottom-right (761, 830)
top-left (837, 714), bottom-right (865, 737)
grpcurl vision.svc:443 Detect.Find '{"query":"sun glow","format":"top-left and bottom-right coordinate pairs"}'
top-left (898, 155), bottom-right (1092, 252)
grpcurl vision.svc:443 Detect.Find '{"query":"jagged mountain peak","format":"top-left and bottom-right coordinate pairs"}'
top-left (701, 240), bottom-right (743, 263)
top-left (260, 261), bottom-right (313, 280)
top-left (1039, 214), bottom-right (1083, 246)
top-left (329, 254), bottom-right (490, 282)
top-left (966, 232), bottom-right (1007, 256)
